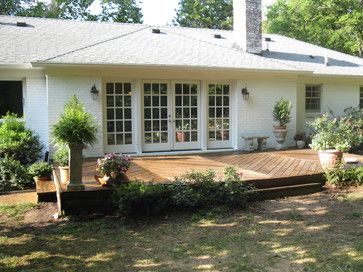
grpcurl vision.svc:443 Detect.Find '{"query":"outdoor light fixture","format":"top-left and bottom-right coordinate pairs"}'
top-left (90, 84), bottom-right (99, 100)
top-left (241, 87), bottom-right (250, 101)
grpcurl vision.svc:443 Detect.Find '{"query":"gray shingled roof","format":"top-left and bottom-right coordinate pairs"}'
top-left (1, 15), bottom-right (362, 76)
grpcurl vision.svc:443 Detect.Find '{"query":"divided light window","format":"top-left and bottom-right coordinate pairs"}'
top-left (360, 86), bottom-right (363, 109)
top-left (0, 81), bottom-right (23, 117)
top-left (305, 85), bottom-right (321, 112)
top-left (106, 82), bottom-right (132, 146)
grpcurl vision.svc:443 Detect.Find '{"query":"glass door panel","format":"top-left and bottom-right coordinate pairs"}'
top-left (143, 82), bottom-right (171, 151)
top-left (208, 83), bottom-right (231, 148)
top-left (105, 82), bottom-right (133, 149)
top-left (173, 82), bottom-right (200, 150)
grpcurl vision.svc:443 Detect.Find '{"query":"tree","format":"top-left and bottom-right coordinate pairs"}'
top-left (99, 0), bottom-right (143, 23)
top-left (0, 0), bottom-right (143, 24)
top-left (265, 0), bottom-right (363, 57)
top-left (174, 0), bottom-right (233, 30)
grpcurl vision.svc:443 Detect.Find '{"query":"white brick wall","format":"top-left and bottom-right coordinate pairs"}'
top-left (235, 77), bottom-right (297, 149)
top-left (47, 75), bottom-right (103, 157)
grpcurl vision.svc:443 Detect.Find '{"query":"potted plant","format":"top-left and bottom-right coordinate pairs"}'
top-left (95, 153), bottom-right (131, 186)
top-left (53, 146), bottom-right (69, 184)
top-left (309, 113), bottom-right (360, 169)
top-left (273, 98), bottom-right (292, 149)
top-left (28, 162), bottom-right (52, 187)
top-left (52, 95), bottom-right (98, 191)
top-left (176, 123), bottom-right (190, 142)
top-left (294, 132), bottom-right (306, 149)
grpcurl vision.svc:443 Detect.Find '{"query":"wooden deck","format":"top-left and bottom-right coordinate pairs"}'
top-left (82, 149), bottom-right (362, 184)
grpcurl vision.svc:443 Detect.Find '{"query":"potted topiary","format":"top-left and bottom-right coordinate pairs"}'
top-left (53, 146), bottom-right (69, 184)
top-left (95, 153), bottom-right (131, 186)
top-left (273, 98), bottom-right (292, 149)
top-left (28, 162), bottom-right (52, 187)
top-left (52, 95), bottom-right (98, 191)
top-left (294, 132), bottom-right (306, 149)
top-left (309, 113), bottom-right (360, 169)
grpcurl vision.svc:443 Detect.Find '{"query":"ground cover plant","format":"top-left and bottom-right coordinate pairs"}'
top-left (113, 167), bottom-right (253, 216)
top-left (0, 188), bottom-right (362, 271)
top-left (325, 166), bottom-right (363, 187)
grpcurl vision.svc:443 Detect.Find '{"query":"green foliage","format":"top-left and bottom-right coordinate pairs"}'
top-left (309, 112), bottom-right (362, 152)
top-left (273, 98), bottom-right (292, 127)
top-left (113, 167), bottom-right (252, 216)
top-left (174, 0), bottom-right (233, 30)
top-left (28, 162), bottom-right (52, 178)
top-left (0, 0), bottom-right (143, 23)
top-left (325, 166), bottom-right (363, 187)
top-left (0, 113), bottom-right (43, 165)
top-left (53, 146), bottom-right (69, 167)
top-left (52, 95), bottom-right (98, 147)
top-left (265, 0), bottom-right (363, 57)
top-left (344, 107), bottom-right (363, 154)
top-left (0, 157), bottom-right (32, 191)
top-left (96, 153), bottom-right (131, 176)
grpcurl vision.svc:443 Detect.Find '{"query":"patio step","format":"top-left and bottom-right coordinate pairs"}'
top-left (251, 182), bottom-right (323, 200)
top-left (247, 173), bottom-right (324, 189)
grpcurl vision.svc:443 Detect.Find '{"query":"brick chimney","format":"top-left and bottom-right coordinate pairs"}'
top-left (233, 0), bottom-right (262, 54)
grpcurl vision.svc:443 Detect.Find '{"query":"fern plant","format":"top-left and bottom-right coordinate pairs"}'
top-left (273, 98), bottom-right (292, 127)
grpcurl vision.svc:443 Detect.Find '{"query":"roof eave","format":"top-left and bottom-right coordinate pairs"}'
top-left (30, 61), bottom-right (312, 75)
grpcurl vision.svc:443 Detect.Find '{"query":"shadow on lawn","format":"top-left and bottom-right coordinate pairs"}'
top-left (0, 192), bottom-right (362, 271)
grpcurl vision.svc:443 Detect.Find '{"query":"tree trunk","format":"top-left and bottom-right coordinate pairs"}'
top-left (67, 143), bottom-right (85, 191)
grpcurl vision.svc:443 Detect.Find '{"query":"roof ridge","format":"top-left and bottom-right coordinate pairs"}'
top-left (165, 29), bottom-right (304, 71)
top-left (42, 26), bottom-right (150, 62)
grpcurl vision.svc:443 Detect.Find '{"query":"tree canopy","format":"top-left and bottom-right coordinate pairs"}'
top-left (173, 0), bottom-right (233, 30)
top-left (265, 0), bottom-right (363, 57)
top-left (0, 0), bottom-right (143, 23)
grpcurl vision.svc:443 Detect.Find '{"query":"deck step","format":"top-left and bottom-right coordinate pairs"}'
top-left (251, 182), bottom-right (323, 200)
top-left (247, 173), bottom-right (324, 189)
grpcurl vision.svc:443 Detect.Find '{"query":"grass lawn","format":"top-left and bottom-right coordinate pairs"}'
top-left (0, 188), bottom-right (362, 272)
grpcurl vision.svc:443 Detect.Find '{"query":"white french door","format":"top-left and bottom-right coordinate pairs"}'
top-left (142, 81), bottom-right (201, 152)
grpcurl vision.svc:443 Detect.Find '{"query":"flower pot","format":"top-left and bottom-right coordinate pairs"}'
top-left (59, 166), bottom-right (69, 184)
top-left (318, 150), bottom-right (343, 169)
top-left (34, 176), bottom-right (52, 191)
top-left (296, 140), bottom-right (305, 149)
top-left (176, 132), bottom-right (185, 142)
top-left (273, 127), bottom-right (288, 150)
top-left (95, 173), bottom-right (129, 187)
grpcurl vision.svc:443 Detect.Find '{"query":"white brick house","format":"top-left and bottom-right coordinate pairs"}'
top-left (0, 0), bottom-right (362, 157)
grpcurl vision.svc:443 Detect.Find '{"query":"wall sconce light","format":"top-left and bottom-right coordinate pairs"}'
top-left (90, 84), bottom-right (99, 100)
top-left (241, 87), bottom-right (250, 101)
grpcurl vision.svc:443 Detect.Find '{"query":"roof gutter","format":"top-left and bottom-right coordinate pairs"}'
top-left (30, 61), bottom-right (313, 75)
top-left (0, 63), bottom-right (39, 69)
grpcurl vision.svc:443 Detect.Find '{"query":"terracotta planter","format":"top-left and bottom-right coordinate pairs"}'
top-left (95, 173), bottom-right (129, 187)
top-left (318, 150), bottom-right (343, 169)
top-left (296, 140), bottom-right (305, 149)
top-left (176, 132), bottom-right (185, 142)
top-left (59, 166), bottom-right (69, 184)
top-left (273, 126), bottom-right (288, 150)
top-left (34, 176), bottom-right (52, 191)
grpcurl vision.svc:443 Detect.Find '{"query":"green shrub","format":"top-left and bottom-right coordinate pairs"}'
top-left (113, 167), bottom-right (252, 216)
top-left (325, 166), bottom-right (363, 187)
top-left (344, 107), bottom-right (363, 154)
top-left (53, 146), bottom-right (69, 167)
top-left (28, 162), bottom-right (52, 178)
top-left (0, 157), bottom-right (32, 191)
top-left (0, 113), bottom-right (43, 165)
top-left (51, 95), bottom-right (98, 146)
top-left (273, 98), bottom-right (292, 127)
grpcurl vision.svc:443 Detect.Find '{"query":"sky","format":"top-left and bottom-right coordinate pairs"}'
top-left (89, 0), bottom-right (277, 26)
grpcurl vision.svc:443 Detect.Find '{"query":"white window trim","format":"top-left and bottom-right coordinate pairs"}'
top-left (305, 84), bottom-right (322, 115)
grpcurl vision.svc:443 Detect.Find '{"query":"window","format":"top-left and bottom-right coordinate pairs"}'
top-left (208, 84), bottom-right (230, 141)
top-left (305, 85), bottom-right (321, 112)
top-left (0, 81), bottom-right (23, 117)
top-left (360, 86), bottom-right (363, 109)
top-left (106, 82), bottom-right (132, 145)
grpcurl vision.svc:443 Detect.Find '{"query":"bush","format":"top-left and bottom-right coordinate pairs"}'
top-left (0, 113), bottom-right (43, 165)
top-left (344, 107), bottom-right (363, 154)
top-left (273, 98), bottom-right (292, 127)
top-left (28, 162), bottom-right (52, 179)
top-left (0, 157), bottom-right (32, 191)
top-left (53, 146), bottom-right (69, 167)
top-left (325, 166), bottom-right (363, 187)
top-left (51, 95), bottom-right (98, 146)
top-left (113, 167), bottom-right (253, 216)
